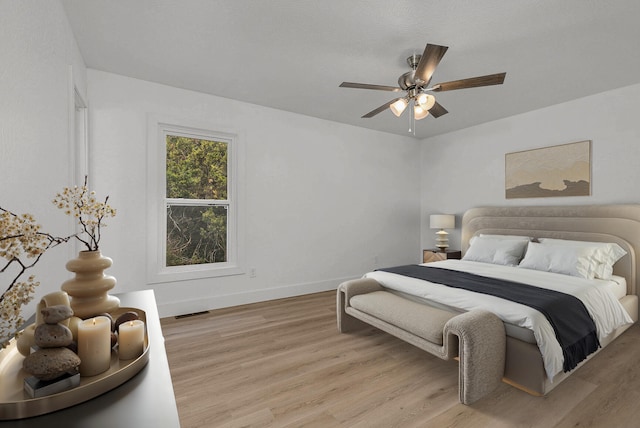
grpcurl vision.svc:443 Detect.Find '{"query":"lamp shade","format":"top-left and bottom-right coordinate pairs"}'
top-left (390, 98), bottom-right (408, 117)
top-left (417, 93), bottom-right (436, 110)
top-left (430, 214), bottom-right (455, 229)
top-left (414, 104), bottom-right (429, 120)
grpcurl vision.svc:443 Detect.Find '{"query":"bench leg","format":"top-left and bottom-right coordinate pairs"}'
top-left (445, 310), bottom-right (506, 405)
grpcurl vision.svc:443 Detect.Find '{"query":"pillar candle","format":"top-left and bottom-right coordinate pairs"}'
top-left (118, 320), bottom-right (145, 360)
top-left (77, 316), bottom-right (112, 376)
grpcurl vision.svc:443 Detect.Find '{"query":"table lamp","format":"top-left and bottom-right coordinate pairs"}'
top-left (430, 214), bottom-right (455, 252)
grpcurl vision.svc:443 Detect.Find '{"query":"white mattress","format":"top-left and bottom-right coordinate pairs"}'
top-left (608, 275), bottom-right (627, 299)
top-left (364, 260), bottom-right (633, 381)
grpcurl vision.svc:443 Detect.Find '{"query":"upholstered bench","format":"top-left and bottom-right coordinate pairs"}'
top-left (337, 278), bottom-right (506, 404)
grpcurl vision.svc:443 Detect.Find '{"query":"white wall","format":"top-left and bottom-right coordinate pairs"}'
top-left (16, 0), bottom-right (637, 320)
top-left (420, 83), bottom-right (640, 250)
top-left (87, 70), bottom-right (421, 317)
top-left (0, 1), bottom-right (87, 314)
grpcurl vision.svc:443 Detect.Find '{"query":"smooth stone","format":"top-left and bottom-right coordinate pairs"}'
top-left (23, 347), bottom-right (81, 380)
top-left (34, 323), bottom-right (73, 348)
top-left (41, 305), bottom-right (74, 324)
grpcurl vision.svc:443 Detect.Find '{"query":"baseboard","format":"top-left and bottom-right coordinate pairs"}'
top-left (157, 275), bottom-right (359, 318)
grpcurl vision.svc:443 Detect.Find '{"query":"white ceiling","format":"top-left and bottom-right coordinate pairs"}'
top-left (60, 0), bottom-right (640, 139)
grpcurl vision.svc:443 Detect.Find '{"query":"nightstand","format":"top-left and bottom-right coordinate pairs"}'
top-left (423, 249), bottom-right (462, 263)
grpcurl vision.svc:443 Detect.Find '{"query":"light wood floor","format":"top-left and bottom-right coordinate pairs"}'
top-left (161, 291), bottom-right (640, 428)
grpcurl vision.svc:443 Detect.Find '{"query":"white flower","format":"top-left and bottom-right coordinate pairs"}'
top-left (52, 177), bottom-right (116, 251)
top-left (1, 209), bottom-right (70, 348)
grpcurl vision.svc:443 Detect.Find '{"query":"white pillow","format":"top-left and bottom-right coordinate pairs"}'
top-left (469, 234), bottom-right (532, 248)
top-left (537, 238), bottom-right (626, 279)
top-left (518, 242), bottom-right (597, 279)
top-left (463, 236), bottom-right (529, 266)
top-left (593, 263), bottom-right (614, 280)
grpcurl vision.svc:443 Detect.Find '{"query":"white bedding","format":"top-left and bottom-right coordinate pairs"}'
top-left (609, 275), bottom-right (627, 299)
top-left (364, 259), bottom-right (633, 381)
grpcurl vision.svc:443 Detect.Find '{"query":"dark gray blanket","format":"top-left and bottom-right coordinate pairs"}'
top-left (377, 264), bottom-right (600, 372)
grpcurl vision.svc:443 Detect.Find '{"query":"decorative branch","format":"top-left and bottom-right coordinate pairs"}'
top-left (0, 207), bottom-right (72, 348)
top-left (52, 176), bottom-right (116, 252)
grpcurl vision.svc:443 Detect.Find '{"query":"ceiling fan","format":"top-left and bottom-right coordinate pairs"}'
top-left (339, 43), bottom-right (506, 122)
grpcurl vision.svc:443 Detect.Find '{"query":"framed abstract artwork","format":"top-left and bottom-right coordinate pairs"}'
top-left (505, 140), bottom-right (591, 199)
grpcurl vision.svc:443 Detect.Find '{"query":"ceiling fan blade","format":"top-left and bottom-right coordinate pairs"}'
top-left (414, 44), bottom-right (448, 85)
top-left (362, 98), bottom-right (404, 118)
top-left (432, 72), bottom-right (506, 92)
top-left (428, 101), bottom-right (448, 118)
top-left (339, 82), bottom-right (401, 92)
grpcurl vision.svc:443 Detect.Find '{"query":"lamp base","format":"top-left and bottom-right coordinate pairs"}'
top-left (435, 230), bottom-right (449, 252)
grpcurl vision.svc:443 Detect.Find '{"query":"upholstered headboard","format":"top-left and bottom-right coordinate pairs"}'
top-left (461, 205), bottom-right (640, 296)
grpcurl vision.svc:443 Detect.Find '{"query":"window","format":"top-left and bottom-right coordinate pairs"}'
top-left (166, 134), bottom-right (229, 266)
top-left (147, 117), bottom-right (244, 283)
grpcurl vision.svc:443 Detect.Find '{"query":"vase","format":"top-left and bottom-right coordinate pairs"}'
top-left (61, 250), bottom-right (120, 319)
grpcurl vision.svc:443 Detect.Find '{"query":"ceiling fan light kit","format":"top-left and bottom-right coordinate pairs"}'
top-left (413, 104), bottom-right (429, 120)
top-left (339, 43), bottom-right (506, 129)
top-left (390, 98), bottom-right (408, 117)
top-left (417, 93), bottom-right (436, 110)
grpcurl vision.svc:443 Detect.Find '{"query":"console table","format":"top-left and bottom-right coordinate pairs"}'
top-left (0, 290), bottom-right (180, 427)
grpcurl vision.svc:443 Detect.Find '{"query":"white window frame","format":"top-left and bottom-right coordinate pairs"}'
top-left (147, 115), bottom-right (245, 283)
top-left (67, 66), bottom-right (90, 257)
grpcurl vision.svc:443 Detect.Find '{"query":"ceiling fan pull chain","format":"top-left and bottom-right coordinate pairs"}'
top-left (409, 103), bottom-right (416, 135)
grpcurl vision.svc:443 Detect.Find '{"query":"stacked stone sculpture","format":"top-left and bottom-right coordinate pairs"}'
top-left (22, 305), bottom-right (81, 380)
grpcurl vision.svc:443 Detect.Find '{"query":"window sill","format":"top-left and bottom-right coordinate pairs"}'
top-left (147, 263), bottom-right (245, 284)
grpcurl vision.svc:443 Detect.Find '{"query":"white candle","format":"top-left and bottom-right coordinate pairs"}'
top-left (118, 320), bottom-right (145, 360)
top-left (77, 316), bottom-right (112, 376)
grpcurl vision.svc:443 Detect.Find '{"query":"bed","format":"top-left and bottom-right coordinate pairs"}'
top-left (337, 205), bottom-right (640, 402)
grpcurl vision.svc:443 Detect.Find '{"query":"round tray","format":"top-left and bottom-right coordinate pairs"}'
top-left (0, 307), bottom-right (150, 420)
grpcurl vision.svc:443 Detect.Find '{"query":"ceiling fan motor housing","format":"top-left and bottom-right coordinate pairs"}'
top-left (398, 55), bottom-right (426, 91)
top-left (398, 72), bottom-right (426, 94)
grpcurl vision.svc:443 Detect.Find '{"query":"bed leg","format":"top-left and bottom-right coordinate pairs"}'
top-left (444, 310), bottom-right (506, 405)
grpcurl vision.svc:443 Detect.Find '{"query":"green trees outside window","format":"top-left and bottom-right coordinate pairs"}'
top-left (165, 135), bottom-right (228, 266)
